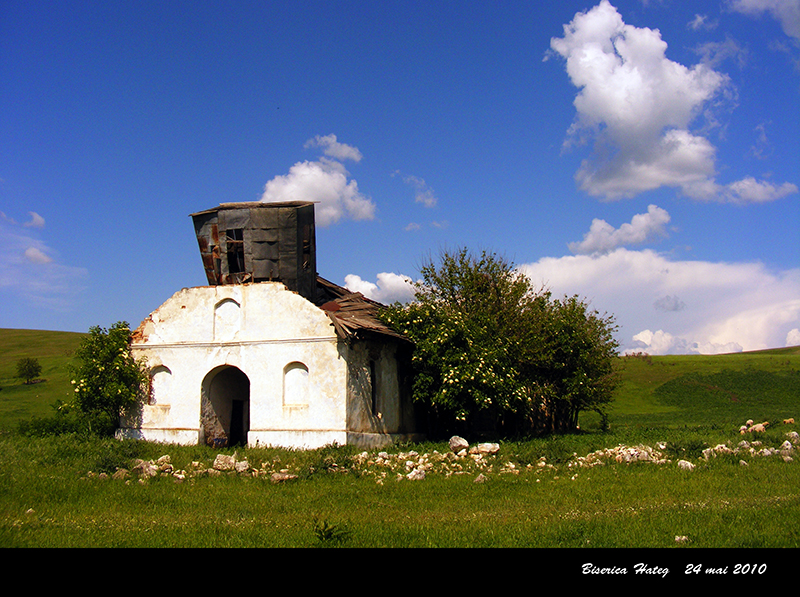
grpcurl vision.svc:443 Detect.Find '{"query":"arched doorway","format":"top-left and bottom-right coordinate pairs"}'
top-left (200, 366), bottom-right (250, 447)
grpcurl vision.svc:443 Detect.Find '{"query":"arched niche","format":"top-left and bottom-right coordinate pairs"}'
top-left (283, 361), bottom-right (309, 406)
top-left (149, 365), bottom-right (172, 405)
top-left (213, 298), bottom-right (241, 341)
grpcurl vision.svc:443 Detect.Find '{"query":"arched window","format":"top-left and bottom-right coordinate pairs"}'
top-left (214, 298), bottom-right (241, 341)
top-left (149, 365), bottom-right (172, 405)
top-left (283, 362), bottom-right (309, 406)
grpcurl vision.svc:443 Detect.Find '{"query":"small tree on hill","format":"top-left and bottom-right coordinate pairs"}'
top-left (16, 357), bottom-right (43, 384)
top-left (69, 321), bottom-right (148, 435)
top-left (380, 248), bottom-right (620, 438)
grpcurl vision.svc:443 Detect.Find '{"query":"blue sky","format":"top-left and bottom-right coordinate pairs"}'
top-left (1, 0), bottom-right (798, 354)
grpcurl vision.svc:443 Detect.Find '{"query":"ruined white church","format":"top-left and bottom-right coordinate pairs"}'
top-left (116, 201), bottom-right (420, 449)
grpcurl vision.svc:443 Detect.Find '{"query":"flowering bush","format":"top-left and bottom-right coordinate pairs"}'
top-left (69, 321), bottom-right (148, 435)
top-left (380, 248), bottom-right (619, 438)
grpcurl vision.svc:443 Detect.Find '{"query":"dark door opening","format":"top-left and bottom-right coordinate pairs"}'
top-left (201, 366), bottom-right (250, 447)
top-left (230, 399), bottom-right (246, 447)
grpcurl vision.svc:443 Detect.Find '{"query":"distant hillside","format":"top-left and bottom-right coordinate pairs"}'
top-left (1, 328), bottom-right (798, 434)
top-left (0, 329), bottom-right (86, 430)
top-left (612, 346), bottom-right (800, 430)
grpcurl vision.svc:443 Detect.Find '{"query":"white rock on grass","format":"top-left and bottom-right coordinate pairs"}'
top-left (449, 436), bottom-right (469, 453)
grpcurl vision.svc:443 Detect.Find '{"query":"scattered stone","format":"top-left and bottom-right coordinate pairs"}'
top-left (677, 460), bottom-right (695, 471)
top-left (702, 444), bottom-right (733, 460)
top-left (406, 468), bottom-right (426, 481)
top-left (213, 454), bottom-right (236, 471)
top-left (132, 459), bottom-right (158, 478)
top-left (270, 472), bottom-right (298, 483)
top-left (476, 442), bottom-right (500, 455)
top-left (449, 436), bottom-right (469, 453)
top-left (474, 473), bottom-right (486, 483)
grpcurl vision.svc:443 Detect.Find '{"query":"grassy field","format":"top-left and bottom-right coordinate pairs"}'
top-left (0, 328), bottom-right (85, 428)
top-left (1, 328), bottom-right (799, 558)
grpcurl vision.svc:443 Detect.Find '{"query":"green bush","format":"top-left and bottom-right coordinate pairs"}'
top-left (17, 322), bottom-right (148, 438)
top-left (380, 248), bottom-right (620, 439)
top-left (69, 321), bottom-right (148, 436)
top-left (18, 400), bottom-right (117, 439)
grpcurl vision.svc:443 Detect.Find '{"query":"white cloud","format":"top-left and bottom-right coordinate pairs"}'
top-left (24, 247), bottom-right (52, 264)
top-left (344, 272), bottom-right (417, 304)
top-left (24, 212), bottom-right (45, 228)
top-left (723, 177), bottom-right (799, 203)
top-left (568, 204), bottom-right (670, 254)
top-left (750, 122), bottom-right (773, 159)
top-left (695, 36), bottom-right (748, 69)
top-left (688, 14), bottom-right (717, 31)
top-left (519, 248), bottom-right (800, 355)
top-left (550, 1), bottom-right (796, 203)
top-left (261, 151), bottom-right (375, 227)
top-left (393, 171), bottom-right (438, 208)
top-left (630, 329), bottom-right (743, 355)
top-left (787, 328), bottom-right (800, 346)
top-left (303, 134), bottom-right (363, 162)
top-left (731, 0), bottom-right (800, 41)
top-left (0, 212), bottom-right (88, 310)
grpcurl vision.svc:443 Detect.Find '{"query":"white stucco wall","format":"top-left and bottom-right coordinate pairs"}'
top-left (119, 283), bottom-right (352, 449)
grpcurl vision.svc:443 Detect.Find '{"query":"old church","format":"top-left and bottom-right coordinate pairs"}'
top-left (116, 201), bottom-right (420, 449)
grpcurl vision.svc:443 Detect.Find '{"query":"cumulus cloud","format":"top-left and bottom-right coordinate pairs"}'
top-left (787, 328), bottom-right (800, 346)
top-left (730, 0), bottom-right (800, 41)
top-left (630, 329), bottom-right (743, 355)
top-left (568, 204), bottom-right (670, 254)
top-left (723, 177), bottom-right (798, 203)
top-left (550, 0), bottom-right (796, 203)
top-left (344, 272), bottom-right (417, 305)
top-left (519, 248), bottom-right (800, 355)
top-left (261, 136), bottom-right (375, 227)
top-left (303, 134), bottom-right (363, 162)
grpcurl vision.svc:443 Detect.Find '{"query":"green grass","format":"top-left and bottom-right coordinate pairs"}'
top-left (1, 328), bottom-right (799, 549)
top-left (0, 328), bottom-right (85, 430)
top-left (2, 434), bottom-right (798, 548)
top-left (597, 347), bottom-right (800, 429)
